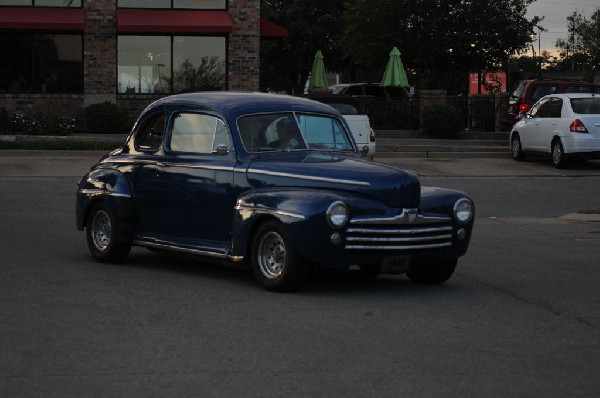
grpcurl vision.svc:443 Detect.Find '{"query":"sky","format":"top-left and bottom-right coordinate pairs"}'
top-left (526, 0), bottom-right (599, 54)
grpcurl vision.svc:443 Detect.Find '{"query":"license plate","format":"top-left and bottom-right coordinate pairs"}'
top-left (380, 256), bottom-right (410, 274)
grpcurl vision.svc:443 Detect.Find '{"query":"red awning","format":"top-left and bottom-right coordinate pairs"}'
top-left (0, 8), bottom-right (84, 30)
top-left (260, 18), bottom-right (288, 39)
top-left (118, 10), bottom-right (233, 33)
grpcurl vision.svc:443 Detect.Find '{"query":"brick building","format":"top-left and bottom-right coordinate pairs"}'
top-left (0, 0), bottom-right (287, 126)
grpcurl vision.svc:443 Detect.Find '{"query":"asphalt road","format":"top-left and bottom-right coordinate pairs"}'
top-left (1, 153), bottom-right (600, 397)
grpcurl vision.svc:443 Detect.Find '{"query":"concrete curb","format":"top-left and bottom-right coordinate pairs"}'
top-left (559, 213), bottom-right (600, 223)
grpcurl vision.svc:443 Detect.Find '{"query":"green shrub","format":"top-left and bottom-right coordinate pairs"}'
top-left (421, 104), bottom-right (464, 137)
top-left (8, 113), bottom-right (44, 134)
top-left (44, 116), bottom-right (76, 135)
top-left (84, 101), bottom-right (128, 134)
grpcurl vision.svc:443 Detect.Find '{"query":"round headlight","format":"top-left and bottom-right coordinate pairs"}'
top-left (454, 198), bottom-right (474, 224)
top-left (327, 201), bottom-right (349, 228)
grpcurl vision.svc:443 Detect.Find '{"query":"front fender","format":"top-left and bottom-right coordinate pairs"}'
top-left (231, 187), bottom-right (378, 263)
top-left (76, 167), bottom-right (134, 230)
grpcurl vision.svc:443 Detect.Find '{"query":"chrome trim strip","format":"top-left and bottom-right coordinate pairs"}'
top-left (235, 204), bottom-right (306, 220)
top-left (246, 168), bottom-right (371, 187)
top-left (133, 239), bottom-right (230, 259)
top-left (346, 242), bottom-right (452, 250)
top-left (78, 189), bottom-right (131, 198)
top-left (347, 226), bottom-right (453, 234)
top-left (346, 234), bottom-right (453, 243)
top-left (350, 208), bottom-right (450, 225)
top-left (158, 163), bottom-right (234, 172)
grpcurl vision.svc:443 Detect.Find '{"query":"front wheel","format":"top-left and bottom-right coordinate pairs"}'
top-left (251, 220), bottom-right (310, 292)
top-left (406, 258), bottom-right (458, 284)
top-left (511, 134), bottom-right (526, 161)
top-left (86, 202), bottom-right (131, 263)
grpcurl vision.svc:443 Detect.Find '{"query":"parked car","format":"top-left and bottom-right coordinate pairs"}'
top-left (76, 92), bottom-right (474, 292)
top-left (510, 93), bottom-right (600, 168)
top-left (330, 83), bottom-right (411, 100)
top-left (307, 94), bottom-right (376, 158)
top-left (502, 78), bottom-right (600, 128)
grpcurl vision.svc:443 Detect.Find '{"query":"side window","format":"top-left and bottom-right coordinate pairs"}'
top-left (297, 114), bottom-right (352, 150)
top-left (548, 98), bottom-right (563, 118)
top-left (346, 86), bottom-right (362, 96)
top-left (136, 112), bottom-right (166, 151)
top-left (169, 113), bottom-right (230, 154)
top-left (365, 85), bottom-right (385, 97)
top-left (529, 98), bottom-right (548, 117)
top-left (564, 86), bottom-right (593, 94)
top-left (536, 100), bottom-right (554, 118)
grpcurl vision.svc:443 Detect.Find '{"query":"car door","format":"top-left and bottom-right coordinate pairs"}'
top-left (154, 111), bottom-right (237, 244)
top-left (519, 97), bottom-right (548, 150)
top-left (128, 109), bottom-right (168, 236)
top-left (539, 98), bottom-right (564, 152)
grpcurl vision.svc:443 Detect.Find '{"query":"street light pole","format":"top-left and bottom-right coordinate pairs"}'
top-left (538, 26), bottom-right (542, 78)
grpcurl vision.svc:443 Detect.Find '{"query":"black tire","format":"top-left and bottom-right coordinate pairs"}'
top-left (511, 134), bottom-right (526, 161)
top-left (552, 139), bottom-right (569, 169)
top-left (86, 202), bottom-right (131, 263)
top-left (251, 220), bottom-right (310, 292)
top-left (406, 258), bottom-right (458, 284)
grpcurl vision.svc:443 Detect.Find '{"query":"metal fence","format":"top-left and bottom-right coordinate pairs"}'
top-left (353, 94), bottom-right (508, 132)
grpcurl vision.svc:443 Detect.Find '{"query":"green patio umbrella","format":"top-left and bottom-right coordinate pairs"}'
top-left (309, 50), bottom-right (328, 90)
top-left (381, 47), bottom-right (409, 87)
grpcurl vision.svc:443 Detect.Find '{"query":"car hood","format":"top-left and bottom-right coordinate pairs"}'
top-left (246, 153), bottom-right (420, 208)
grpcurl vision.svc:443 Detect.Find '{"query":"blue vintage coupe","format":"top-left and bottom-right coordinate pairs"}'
top-left (76, 92), bottom-right (474, 291)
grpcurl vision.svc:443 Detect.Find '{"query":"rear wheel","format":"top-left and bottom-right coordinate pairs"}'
top-left (86, 202), bottom-right (131, 262)
top-left (406, 259), bottom-right (457, 284)
top-left (511, 134), bottom-right (526, 161)
top-left (552, 139), bottom-right (569, 169)
top-left (251, 220), bottom-right (310, 292)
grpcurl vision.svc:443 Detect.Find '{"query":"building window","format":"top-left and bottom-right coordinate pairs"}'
top-left (118, 0), bottom-right (226, 9)
top-left (1, 0), bottom-right (82, 6)
top-left (118, 35), bottom-right (226, 94)
top-left (0, 32), bottom-right (83, 94)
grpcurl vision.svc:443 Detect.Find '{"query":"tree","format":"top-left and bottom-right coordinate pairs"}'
top-left (260, 0), bottom-right (346, 94)
top-left (338, 0), bottom-right (541, 92)
top-left (556, 9), bottom-right (600, 79)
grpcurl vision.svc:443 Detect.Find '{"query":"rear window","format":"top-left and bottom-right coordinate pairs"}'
top-left (570, 98), bottom-right (600, 114)
top-left (510, 82), bottom-right (528, 98)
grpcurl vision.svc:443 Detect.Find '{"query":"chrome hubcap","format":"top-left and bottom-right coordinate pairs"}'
top-left (257, 231), bottom-right (286, 279)
top-left (91, 210), bottom-right (112, 251)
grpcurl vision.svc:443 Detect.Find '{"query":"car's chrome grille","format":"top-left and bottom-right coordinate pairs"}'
top-left (345, 209), bottom-right (453, 250)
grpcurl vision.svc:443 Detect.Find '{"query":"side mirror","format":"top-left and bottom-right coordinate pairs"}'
top-left (518, 111), bottom-right (527, 120)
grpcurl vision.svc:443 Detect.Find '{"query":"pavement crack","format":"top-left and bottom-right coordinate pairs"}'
top-left (462, 275), bottom-right (599, 331)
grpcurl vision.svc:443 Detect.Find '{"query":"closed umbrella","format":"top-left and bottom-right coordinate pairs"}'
top-left (309, 50), bottom-right (328, 90)
top-left (381, 47), bottom-right (409, 87)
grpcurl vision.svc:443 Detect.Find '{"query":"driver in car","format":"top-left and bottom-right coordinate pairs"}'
top-left (270, 117), bottom-right (306, 150)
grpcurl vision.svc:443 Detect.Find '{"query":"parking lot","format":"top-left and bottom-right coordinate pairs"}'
top-left (1, 153), bottom-right (600, 397)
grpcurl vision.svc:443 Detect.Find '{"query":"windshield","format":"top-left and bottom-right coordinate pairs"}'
top-left (238, 112), bottom-right (354, 153)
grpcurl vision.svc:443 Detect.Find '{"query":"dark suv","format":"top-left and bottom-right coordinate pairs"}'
top-left (503, 78), bottom-right (600, 127)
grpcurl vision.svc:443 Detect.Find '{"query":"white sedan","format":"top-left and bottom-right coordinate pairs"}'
top-left (510, 93), bottom-right (600, 168)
